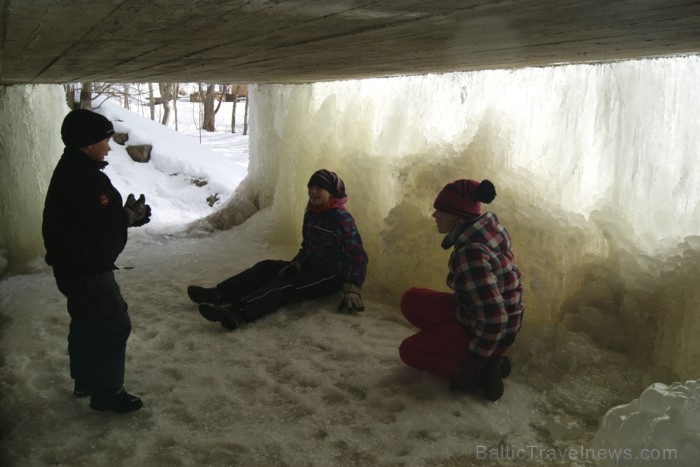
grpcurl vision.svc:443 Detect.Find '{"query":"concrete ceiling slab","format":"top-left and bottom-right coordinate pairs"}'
top-left (1, 0), bottom-right (699, 84)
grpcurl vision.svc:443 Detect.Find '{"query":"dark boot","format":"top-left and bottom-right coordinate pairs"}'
top-left (73, 378), bottom-right (91, 397)
top-left (90, 389), bottom-right (143, 413)
top-left (187, 285), bottom-right (223, 305)
top-left (480, 358), bottom-right (504, 402)
top-left (199, 303), bottom-right (245, 331)
top-left (500, 356), bottom-right (511, 379)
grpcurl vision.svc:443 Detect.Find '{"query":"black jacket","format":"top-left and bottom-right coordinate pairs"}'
top-left (42, 148), bottom-right (130, 277)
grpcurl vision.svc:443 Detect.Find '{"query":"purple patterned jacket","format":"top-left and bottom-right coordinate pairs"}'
top-left (292, 207), bottom-right (368, 287)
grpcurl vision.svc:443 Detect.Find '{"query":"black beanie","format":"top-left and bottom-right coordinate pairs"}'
top-left (61, 109), bottom-right (115, 148)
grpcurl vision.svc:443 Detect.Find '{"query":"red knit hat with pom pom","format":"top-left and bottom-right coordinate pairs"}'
top-left (433, 179), bottom-right (495, 218)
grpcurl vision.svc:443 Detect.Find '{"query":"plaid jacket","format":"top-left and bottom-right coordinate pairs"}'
top-left (293, 207), bottom-right (368, 287)
top-left (446, 212), bottom-right (523, 361)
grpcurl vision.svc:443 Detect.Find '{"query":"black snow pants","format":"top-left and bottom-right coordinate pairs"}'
top-left (55, 270), bottom-right (131, 396)
top-left (216, 259), bottom-right (345, 321)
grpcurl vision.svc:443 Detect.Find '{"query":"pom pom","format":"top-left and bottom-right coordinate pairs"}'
top-left (476, 180), bottom-right (496, 204)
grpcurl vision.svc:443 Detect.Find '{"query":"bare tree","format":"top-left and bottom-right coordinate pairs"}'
top-left (214, 84), bottom-right (226, 114)
top-left (231, 84), bottom-right (240, 133)
top-left (64, 84), bottom-right (78, 109)
top-left (122, 84), bottom-right (130, 109)
top-left (63, 82), bottom-right (95, 109)
top-left (159, 83), bottom-right (177, 125)
top-left (148, 83), bottom-right (155, 121)
top-left (200, 83), bottom-right (216, 132)
top-left (79, 82), bottom-right (93, 109)
top-left (243, 94), bottom-right (249, 136)
top-left (173, 83), bottom-right (180, 131)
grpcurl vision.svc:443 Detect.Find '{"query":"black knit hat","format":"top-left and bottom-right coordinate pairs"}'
top-left (307, 169), bottom-right (346, 199)
top-left (61, 109), bottom-right (115, 148)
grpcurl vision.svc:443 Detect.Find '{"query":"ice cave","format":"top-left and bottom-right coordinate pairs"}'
top-left (1, 55), bottom-right (699, 465)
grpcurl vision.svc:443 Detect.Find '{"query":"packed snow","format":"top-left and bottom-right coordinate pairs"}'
top-left (2, 58), bottom-right (700, 466)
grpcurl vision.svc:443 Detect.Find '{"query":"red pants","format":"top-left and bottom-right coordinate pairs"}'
top-left (399, 287), bottom-right (506, 381)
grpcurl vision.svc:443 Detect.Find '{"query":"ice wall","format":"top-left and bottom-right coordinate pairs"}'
top-left (1, 59), bottom-right (698, 379)
top-left (221, 56), bottom-right (700, 379)
top-left (592, 380), bottom-right (700, 466)
top-left (0, 85), bottom-right (66, 275)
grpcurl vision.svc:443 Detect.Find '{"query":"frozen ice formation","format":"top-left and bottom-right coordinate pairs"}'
top-left (592, 380), bottom-right (700, 466)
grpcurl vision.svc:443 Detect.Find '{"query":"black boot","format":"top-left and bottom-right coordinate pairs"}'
top-left (500, 356), bottom-right (512, 379)
top-left (187, 285), bottom-right (223, 305)
top-left (90, 389), bottom-right (143, 413)
top-left (199, 303), bottom-right (245, 331)
top-left (480, 358), bottom-right (504, 402)
top-left (73, 378), bottom-right (91, 397)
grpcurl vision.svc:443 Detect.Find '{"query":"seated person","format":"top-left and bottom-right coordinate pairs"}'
top-left (188, 169), bottom-right (368, 330)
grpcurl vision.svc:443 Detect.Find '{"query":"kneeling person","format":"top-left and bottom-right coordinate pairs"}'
top-left (398, 179), bottom-right (523, 402)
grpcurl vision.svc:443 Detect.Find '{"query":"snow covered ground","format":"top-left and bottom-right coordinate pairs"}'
top-left (0, 80), bottom-right (696, 466)
top-left (94, 90), bottom-right (249, 228)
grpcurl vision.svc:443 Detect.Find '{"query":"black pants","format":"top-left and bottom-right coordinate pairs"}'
top-left (217, 259), bottom-right (345, 321)
top-left (55, 271), bottom-right (131, 396)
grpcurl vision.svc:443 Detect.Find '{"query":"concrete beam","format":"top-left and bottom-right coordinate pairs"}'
top-left (1, 0), bottom-right (699, 84)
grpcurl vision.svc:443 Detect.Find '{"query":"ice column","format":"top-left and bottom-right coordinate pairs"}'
top-left (0, 85), bottom-right (66, 274)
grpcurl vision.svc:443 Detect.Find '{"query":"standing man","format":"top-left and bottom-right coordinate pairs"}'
top-left (42, 109), bottom-right (151, 413)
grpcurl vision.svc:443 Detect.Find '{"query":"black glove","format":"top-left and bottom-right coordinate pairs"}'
top-left (133, 203), bottom-right (152, 227)
top-left (338, 283), bottom-right (364, 313)
top-left (124, 193), bottom-right (152, 227)
top-left (278, 261), bottom-right (301, 278)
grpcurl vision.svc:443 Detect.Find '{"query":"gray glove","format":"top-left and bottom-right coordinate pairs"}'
top-left (338, 283), bottom-right (364, 313)
top-left (124, 193), bottom-right (151, 227)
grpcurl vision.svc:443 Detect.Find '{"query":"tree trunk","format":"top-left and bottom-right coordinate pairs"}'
top-left (148, 83), bottom-right (155, 121)
top-left (159, 83), bottom-right (173, 125)
top-left (122, 84), bottom-right (130, 110)
top-left (64, 84), bottom-right (78, 109)
top-left (173, 83), bottom-right (179, 131)
top-left (231, 84), bottom-right (240, 133)
top-left (202, 84), bottom-right (216, 132)
top-left (214, 84), bottom-right (226, 114)
top-left (243, 95), bottom-right (249, 136)
top-left (80, 82), bottom-right (93, 109)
